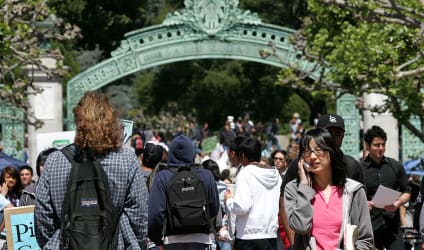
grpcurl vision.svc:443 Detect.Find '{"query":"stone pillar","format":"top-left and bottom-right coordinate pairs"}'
top-left (363, 93), bottom-right (399, 160)
top-left (27, 58), bottom-right (63, 172)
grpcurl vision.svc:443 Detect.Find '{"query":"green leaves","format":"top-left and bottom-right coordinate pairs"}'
top-left (0, 0), bottom-right (79, 127)
top-left (276, 0), bottom-right (424, 141)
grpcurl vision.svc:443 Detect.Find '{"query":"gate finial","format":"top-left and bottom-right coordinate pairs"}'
top-left (163, 0), bottom-right (261, 37)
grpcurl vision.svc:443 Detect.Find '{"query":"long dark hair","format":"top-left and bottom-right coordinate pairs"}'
top-left (299, 128), bottom-right (346, 187)
top-left (0, 166), bottom-right (23, 198)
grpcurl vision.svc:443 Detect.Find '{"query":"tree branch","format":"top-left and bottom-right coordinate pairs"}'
top-left (396, 54), bottom-right (423, 72)
top-left (318, 0), bottom-right (422, 27)
top-left (396, 66), bottom-right (424, 80)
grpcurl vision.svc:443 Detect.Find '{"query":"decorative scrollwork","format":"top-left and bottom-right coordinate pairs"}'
top-left (163, 0), bottom-right (261, 37)
top-left (111, 40), bottom-right (130, 57)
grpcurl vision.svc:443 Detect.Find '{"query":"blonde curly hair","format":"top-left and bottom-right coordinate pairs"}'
top-left (73, 91), bottom-right (122, 155)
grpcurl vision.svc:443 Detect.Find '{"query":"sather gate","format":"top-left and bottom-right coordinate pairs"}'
top-left (65, 0), bottom-right (422, 160)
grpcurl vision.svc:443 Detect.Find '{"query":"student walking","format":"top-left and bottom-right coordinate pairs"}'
top-left (35, 91), bottom-right (148, 249)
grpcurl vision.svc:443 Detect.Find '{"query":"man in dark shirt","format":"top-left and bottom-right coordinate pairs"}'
top-left (279, 114), bottom-right (365, 245)
top-left (362, 125), bottom-right (410, 250)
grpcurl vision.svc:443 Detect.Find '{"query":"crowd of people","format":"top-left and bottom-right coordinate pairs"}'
top-left (0, 91), bottom-right (422, 250)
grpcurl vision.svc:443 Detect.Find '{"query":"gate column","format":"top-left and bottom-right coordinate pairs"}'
top-left (337, 94), bottom-right (360, 160)
top-left (27, 57), bottom-right (63, 171)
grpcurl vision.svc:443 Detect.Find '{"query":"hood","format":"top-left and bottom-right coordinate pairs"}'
top-left (167, 135), bottom-right (195, 167)
top-left (344, 178), bottom-right (364, 194)
top-left (248, 164), bottom-right (281, 189)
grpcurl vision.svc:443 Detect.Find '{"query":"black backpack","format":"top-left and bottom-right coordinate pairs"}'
top-left (165, 166), bottom-right (211, 235)
top-left (60, 145), bottom-right (119, 250)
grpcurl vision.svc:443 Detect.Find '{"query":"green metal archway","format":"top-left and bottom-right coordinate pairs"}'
top-left (67, 0), bottom-right (379, 159)
top-left (66, 0), bottom-right (324, 129)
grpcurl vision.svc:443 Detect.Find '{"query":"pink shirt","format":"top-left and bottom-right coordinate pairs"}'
top-left (311, 186), bottom-right (343, 250)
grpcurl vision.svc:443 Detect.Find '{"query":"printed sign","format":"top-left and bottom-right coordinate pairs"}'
top-left (4, 205), bottom-right (40, 250)
top-left (36, 131), bottom-right (75, 156)
top-left (120, 119), bottom-right (134, 144)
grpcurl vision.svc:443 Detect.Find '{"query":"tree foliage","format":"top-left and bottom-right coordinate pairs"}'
top-left (130, 60), bottom-right (292, 130)
top-left (274, 0), bottom-right (424, 142)
top-left (0, 0), bottom-right (79, 128)
top-left (48, 0), bottom-right (150, 54)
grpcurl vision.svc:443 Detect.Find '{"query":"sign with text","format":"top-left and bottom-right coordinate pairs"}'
top-left (4, 205), bottom-right (40, 250)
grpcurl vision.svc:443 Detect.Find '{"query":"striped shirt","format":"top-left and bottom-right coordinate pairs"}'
top-left (35, 147), bottom-right (148, 249)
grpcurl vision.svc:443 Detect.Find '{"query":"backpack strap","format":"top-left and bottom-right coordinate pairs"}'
top-left (59, 145), bottom-right (76, 249)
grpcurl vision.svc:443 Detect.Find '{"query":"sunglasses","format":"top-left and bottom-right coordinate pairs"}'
top-left (274, 157), bottom-right (285, 162)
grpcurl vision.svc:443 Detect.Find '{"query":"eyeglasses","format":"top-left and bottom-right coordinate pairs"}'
top-left (303, 148), bottom-right (326, 158)
top-left (274, 157), bottom-right (285, 162)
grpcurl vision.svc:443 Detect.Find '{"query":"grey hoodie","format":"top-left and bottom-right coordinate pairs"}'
top-left (284, 178), bottom-right (374, 250)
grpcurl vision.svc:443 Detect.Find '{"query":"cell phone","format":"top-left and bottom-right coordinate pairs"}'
top-left (303, 162), bottom-right (311, 172)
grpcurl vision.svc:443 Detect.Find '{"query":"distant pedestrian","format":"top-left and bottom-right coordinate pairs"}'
top-left (267, 118), bottom-right (281, 151)
top-left (220, 122), bottom-right (236, 152)
top-left (20, 148), bottom-right (58, 206)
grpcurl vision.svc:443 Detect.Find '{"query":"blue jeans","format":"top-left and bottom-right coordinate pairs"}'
top-left (218, 241), bottom-right (231, 250)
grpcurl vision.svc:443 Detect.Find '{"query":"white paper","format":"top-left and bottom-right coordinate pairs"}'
top-left (371, 185), bottom-right (401, 209)
top-left (344, 224), bottom-right (358, 250)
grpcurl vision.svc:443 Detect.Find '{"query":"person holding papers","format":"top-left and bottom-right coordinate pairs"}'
top-left (362, 125), bottom-right (411, 250)
top-left (285, 128), bottom-right (373, 250)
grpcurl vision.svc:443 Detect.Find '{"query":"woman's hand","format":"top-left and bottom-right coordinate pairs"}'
top-left (298, 159), bottom-right (311, 186)
top-left (0, 182), bottom-right (8, 197)
top-left (224, 189), bottom-right (233, 202)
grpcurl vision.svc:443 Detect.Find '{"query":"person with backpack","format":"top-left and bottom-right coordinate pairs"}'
top-left (148, 135), bottom-right (219, 250)
top-left (35, 91), bottom-right (148, 249)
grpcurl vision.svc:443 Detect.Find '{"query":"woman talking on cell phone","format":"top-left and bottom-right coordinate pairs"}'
top-left (284, 128), bottom-right (374, 250)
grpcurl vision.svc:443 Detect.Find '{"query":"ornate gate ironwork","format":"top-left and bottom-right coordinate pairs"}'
top-left (66, 0), bottom-right (323, 129)
top-left (66, 0), bottom-right (423, 161)
top-left (0, 103), bottom-right (25, 159)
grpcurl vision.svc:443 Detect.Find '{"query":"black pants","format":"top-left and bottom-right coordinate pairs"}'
top-left (234, 238), bottom-right (277, 250)
top-left (374, 227), bottom-right (405, 250)
top-left (164, 242), bottom-right (211, 250)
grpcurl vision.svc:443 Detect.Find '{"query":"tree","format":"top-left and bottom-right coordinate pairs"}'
top-left (130, 59), bottom-right (293, 131)
top-left (270, 0), bottom-right (424, 142)
top-left (48, 0), bottom-right (150, 54)
top-left (0, 0), bottom-right (79, 128)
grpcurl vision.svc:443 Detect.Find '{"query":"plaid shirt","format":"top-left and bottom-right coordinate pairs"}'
top-left (35, 147), bottom-right (148, 249)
